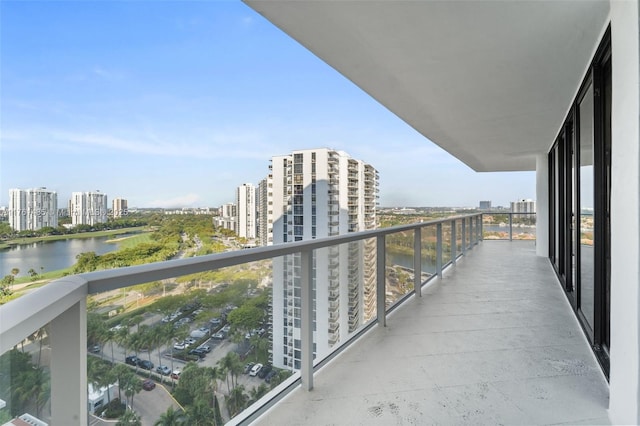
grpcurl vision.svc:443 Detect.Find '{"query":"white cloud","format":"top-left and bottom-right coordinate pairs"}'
top-left (50, 130), bottom-right (276, 160)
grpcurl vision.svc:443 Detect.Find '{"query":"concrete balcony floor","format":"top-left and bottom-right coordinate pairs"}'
top-left (255, 241), bottom-right (610, 425)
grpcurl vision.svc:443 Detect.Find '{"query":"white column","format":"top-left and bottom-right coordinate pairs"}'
top-left (609, 1), bottom-right (640, 424)
top-left (50, 299), bottom-right (87, 425)
top-left (535, 154), bottom-right (549, 257)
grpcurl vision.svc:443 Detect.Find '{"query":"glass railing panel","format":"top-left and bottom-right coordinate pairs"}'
top-left (419, 224), bottom-right (437, 278)
top-left (0, 325), bottom-right (51, 425)
top-left (87, 258), bottom-right (279, 424)
top-left (512, 213), bottom-right (537, 240)
top-left (455, 219), bottom-right (463, 256)
top-left (482, 212), bottom-right (511, 240)
top-left (440, 221), bottom-right (453, 266)
top-left (385, 230), bottom-right (415, 308)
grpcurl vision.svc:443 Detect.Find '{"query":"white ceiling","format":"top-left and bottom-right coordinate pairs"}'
top-left (244, 0), bottom-right (610, 172)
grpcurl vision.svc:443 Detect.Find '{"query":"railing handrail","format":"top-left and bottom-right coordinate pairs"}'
top-left (0, 212), bottom-right (485, 425)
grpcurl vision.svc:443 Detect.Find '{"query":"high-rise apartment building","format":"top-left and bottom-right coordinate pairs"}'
top-left (236, 183), bottom-right (256, 240)
top-left (112, 198), bottom-right (128, 218)
top-left (257, 175), bottom-right (274, 246)
top-left (511, 199), bottom-right (536, 218)
top-left (479, 200), bottom-right (492, 210)
top-left (270, 148), bottom-right (378, 370)
top-left (215, 203), bottom-right (237, 234)
top-left (70, 191), bottom-right (108, 226)
top-left (8, 188), bottom-right (58, 232)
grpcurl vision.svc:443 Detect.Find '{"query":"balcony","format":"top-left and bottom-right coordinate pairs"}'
top-left (0, 214), bottom-right (608, 425)
top-left (252, 240), bottom-right (609, 425)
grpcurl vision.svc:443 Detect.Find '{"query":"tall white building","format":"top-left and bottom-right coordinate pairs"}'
top-left (511, 198), bottom-right (536, 216)
top-left (257, 175), bottom-right (274, 246)
top-left (8, 188), bottom-right (58, 232)
top-left (215, 202), bottom-right (237, 234)
top-left (236, 183), bottom-right (256, 240)
top-left (70, 191), bottom-right (108, 226)
top-left (270, 148), bottom-right (378, 370)
top-left (112, 198), bottom-right (128, 218)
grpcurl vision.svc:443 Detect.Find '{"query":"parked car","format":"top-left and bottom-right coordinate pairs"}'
top-left (188, 348), bottom-right (207, 358)
top-left (185, 337), bottom-right (197, 345)
top-left (125, 355), bottom-right (139, 366)
top-left (244, 362), bottom-right (255, 374)
top-left (209, 317), bottom-right (221, 326)
top-left (171, 369), bottom-right (181, 380)
top-left (249, 363), bottom-right (263, 377)
top-left (198, 345), bottom-right (211, 353)
top-left (156, 365), bottom-right (171, 375)
top-left (258, 364), bottom-right (272, 379)
top-left (173, 341), bottom-right (187, 350)
top-left (137, 359), bottom-right (154, 370)
top-left (142, 379), bottom-right (156, 391)
top-left (265, 370), bottom-right (278, 383)
top-left (89, 344), bottom-right (101, 353)
top-left (212, 332), bottom-right (225, 340)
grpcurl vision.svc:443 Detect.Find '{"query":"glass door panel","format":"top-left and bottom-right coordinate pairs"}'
top-left (579, 83), bottom-right (595, 336)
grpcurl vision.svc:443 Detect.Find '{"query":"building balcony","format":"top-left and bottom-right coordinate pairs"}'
top-left (252, 241), bottom-right (609, 425)
top-left (0, 213), bottom-right (609, 425)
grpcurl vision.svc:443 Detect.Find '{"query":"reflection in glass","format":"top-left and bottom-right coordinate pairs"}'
top-left (579, 84), bottom-right (595, 335)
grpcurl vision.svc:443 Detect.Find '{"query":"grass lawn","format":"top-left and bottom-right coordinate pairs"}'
top-left (2, 227), bottom-right (147, 247)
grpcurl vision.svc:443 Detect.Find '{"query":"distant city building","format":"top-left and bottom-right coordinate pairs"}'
top-left (511, 198), bottom-right (536, 218)
top-left (164, 208), bottom-right (213, 215)
top-left (112, 198), bottom-right (128, 218)
top-left (479, 200), bottom-right (492, 210)
top-left (270, 148), bottom-right (378, 371)
top-left (257, 175), bottom-right (274, 246)
top-left (215, 202), bottom-right (237, 233)
top-left (8, 188), bottom-right (58, 231)
top-left (71, 191), bottom-right (108, 226)
top-left (236, 183), bottom-right (256, 240)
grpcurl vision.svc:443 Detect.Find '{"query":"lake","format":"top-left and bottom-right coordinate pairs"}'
top-left (0, 236), bottom-right (121, 277)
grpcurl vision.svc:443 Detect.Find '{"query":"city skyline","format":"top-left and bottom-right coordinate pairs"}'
top-left (0, 1), bottom-right (535, 209)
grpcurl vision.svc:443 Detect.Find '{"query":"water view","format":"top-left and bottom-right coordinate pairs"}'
top-left (0, 237), bottom-right (121, 277)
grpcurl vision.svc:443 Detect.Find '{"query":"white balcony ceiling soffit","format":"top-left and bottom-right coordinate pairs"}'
top-left (245, 0), bottom-right (610, 172)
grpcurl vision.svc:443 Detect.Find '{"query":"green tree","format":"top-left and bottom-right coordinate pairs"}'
top-left (121, 374), bottom-right (143, 410)
top-left (226, 385), bottom-right (248, 417)
top-left (154, 406), bottom-right (186, 426)
top-left (218, 352), bottom-right (243, 394)
top-left (213, 394), bottom-right (223, 426)
top-left (185, 398), bottom-right (215, 426)
top-left (116, 408), bottom-right (142, 426)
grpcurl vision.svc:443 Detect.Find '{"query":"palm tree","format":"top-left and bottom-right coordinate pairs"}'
top-left (113, 363), bottom-right (131, 403)
top-left (14, 367), bottom-right (50, 418)
top-left (121, 372), bottom-right (142, 410)
top-left (185, 398), bottom-right (215, 426)
top-left (218, 352), bottom-right (242, 394)
top-left (116, 408), bottom-right (141, 426)
top-left (154, 406), bottom-right (186, 426)
top-left (226, 385), bottom-right (248, 417)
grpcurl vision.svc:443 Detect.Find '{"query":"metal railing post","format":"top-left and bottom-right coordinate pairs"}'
top-left (461, 218), bottom-right (467, 255)
top-left (477, 215), bottom-right (483, 242)
top-left (50, 299), bottom-right (87, 426)
top-left (436, 223), bottom-right (443, 278)
top-left (451, 220), bottom-right (457, 266)
top-left (509, 213), bottom-right (513, 241)
top-left (414, 227), bottom-right (422, 296)
top-left (469, 216), bottom-right (474, 245)
top-left (376, 235), bottom-right (386, 326)
top-left (301, 249), bottom-right (314, 391)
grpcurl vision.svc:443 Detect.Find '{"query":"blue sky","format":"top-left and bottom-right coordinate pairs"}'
top-left (0, 1), bottom-right (534, 209)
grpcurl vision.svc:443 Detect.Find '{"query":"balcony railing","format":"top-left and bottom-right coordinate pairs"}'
top-left (0, 213), bottom-right (484, 425)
